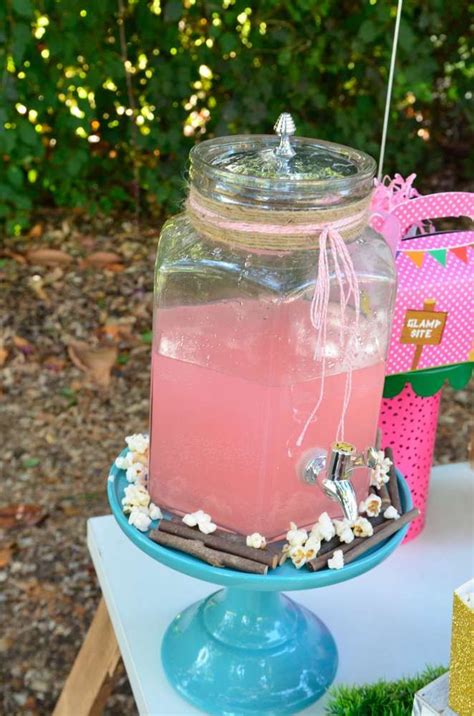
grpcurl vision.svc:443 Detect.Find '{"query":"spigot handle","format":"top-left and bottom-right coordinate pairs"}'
top-left (326, 441), bottom-right (356, 481)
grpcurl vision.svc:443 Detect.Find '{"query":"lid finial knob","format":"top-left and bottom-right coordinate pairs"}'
top-left (273, 112), bottom-right (296, 158)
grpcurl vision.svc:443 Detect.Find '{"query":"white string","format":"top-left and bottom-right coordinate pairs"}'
top-left (378, 0), bottom-right (404, 181)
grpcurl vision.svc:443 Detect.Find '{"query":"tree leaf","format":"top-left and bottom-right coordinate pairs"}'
top-left (358, 20), bottom-right (377, 43)
top-left (12, 22), bottom-right (31, 64)
top-left (18, 121), bottom-right (37, 147)
top-left (164, 0), bottom-right (182, 23)
top-left (7, 165), bottom-right (24, 189)
top-left (12, 0), bottom-right (33, 17)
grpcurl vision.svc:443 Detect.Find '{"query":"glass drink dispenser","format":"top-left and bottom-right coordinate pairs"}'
top-left (149, 115), bottom-right (396, 540)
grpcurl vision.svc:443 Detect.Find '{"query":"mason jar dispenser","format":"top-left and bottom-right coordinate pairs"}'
top-left (148, 114), bottom-right (396, 540)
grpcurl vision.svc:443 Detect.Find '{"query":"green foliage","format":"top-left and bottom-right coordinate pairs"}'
top-left (0, 0), bottom-right (472, 234)
top-left (325, 665), bottom-right (447, 715)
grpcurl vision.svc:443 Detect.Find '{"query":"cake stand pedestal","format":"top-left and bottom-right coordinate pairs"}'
top-left (108, 456), bottom-right (412, 716)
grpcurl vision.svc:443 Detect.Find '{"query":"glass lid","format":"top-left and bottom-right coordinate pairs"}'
top-left (190, 113), bottom-right (376, 185)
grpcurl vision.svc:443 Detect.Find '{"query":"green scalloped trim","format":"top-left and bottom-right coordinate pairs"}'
top-left (383, 362), bottom-right (473, 398)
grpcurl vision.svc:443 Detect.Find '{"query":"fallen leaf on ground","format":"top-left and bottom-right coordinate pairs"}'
top-left (13, 336), bottom-right (34, 354)
top-left (0, 347), bottom-right (8, 366)
top-left (28, 276), bottom-right (50, 304)
top-left (28, 223), bottom-right (44, 239)
top-left (77, 233), bottom-right (96, 249)
top-left (42, 356), bottom-right (66, 372)
top-left (0, 249), bottom-right (27, 264)
top-left (104, 262), bottom-right (125, 272)
top-left (13, 578), bottom-right (59, 603)
top-left (96, 322), bottom-right (134, 342)
top-left (42, 267), bottom-right (65, 285)
top-left (26, 248), bottom-right (73, 266)
top-left (0, 546), bottom-right (13, 568)
top-left (0, 636), bottom-right (14, 652)
top-left (80, 251), bottom-right (123, 269)
top-left (0, 504), bottom-right (48, 530)
top-left (60, 505), bottom-right (82, 517)
top-left (68, 341), bottom-right (118, 388)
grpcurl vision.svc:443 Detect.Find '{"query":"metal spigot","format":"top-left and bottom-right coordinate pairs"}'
top-left (303, 442), bottom-right (379, 522)
top-left (273, 112), bottom-right (296, 158)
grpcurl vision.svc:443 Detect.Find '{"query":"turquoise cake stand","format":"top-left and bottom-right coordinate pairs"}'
top-left (108, 453), bottom-right (412, 716)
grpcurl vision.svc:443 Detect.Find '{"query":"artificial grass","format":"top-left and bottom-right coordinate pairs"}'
top-left (325, 665), bottom-right (447, 715)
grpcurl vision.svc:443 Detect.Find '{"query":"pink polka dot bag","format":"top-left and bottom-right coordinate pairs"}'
top-left (372, 182), bottom-right (473, 539)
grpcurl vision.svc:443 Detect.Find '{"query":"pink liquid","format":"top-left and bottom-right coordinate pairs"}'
top-left (149, 299), bottom-right (385, 539)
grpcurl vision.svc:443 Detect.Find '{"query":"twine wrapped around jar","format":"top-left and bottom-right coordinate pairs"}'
top-left (186, 188), bottom-right (371, 252)
top-left (186, 186), bottom-right (374, 445)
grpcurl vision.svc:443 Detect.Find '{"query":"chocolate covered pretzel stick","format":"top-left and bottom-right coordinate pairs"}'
top-left (150, 530), bottom-right (269, 575)
top-left (157, 518), bottom-right (279, 568)
top-left (306, 508), bottom-right (419, 572)
top-left (384, 446), bottom-right (402, 514)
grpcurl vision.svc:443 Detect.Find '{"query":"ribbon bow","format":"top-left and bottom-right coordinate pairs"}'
top-left (370, 173), bottom-right (422, 255)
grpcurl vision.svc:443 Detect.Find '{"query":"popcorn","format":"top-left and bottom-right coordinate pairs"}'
top-left (117, 448), bottom-right (163, 529)
top-left (125, 433), bottom-right (149, 454)
top-left (122, 484), bottom-right (150, 513)
top-left (359, 494), bottom-right (382, 517)
top-left (246, 532), bottom-right (267, 549)
top-left (352, 516), bottom-right (374, 538)
top-left (193, 509), bottom-right (211, 523)
top-left (333, 519), bottom-right (355, 544)
top-left (316, 512), bottom-right (336, 542)
top-left (148, 503), bottom-right (163, 521)
top-left (327, 549), bottom-right (344, 570)
top-left (334, 518), bottom-right (351, 537)
top-left (132, 451), bottom-right (149, 467)
top-left (340, 528), bottom-right (355, 544)
top-left (304, 534), bottom-right (322, 555)
top-left (199, 520), bottom-right (217, 534)
top-left (289, 545), bottom-right (307, 569)
top-left (384, 506), bottom-right (400, 520)
top-left (128, 507), bottom-right (151, 532)
top-left (369, 450), bottom-right (392, 489)
top-left (115, 452), bottom-right (134, 470)
top-left (287, 535), bottom-right (321, 568)
top-left (183, 510), bottom-right (216, 534)
top-left (309, 523), bottom-right (323, 541)
top-left (286, 522), bottom-right (308, 547)
top-left (302, 541), bottom-right (319, 561)
top-left (126, 462), bottom-right (148, 484)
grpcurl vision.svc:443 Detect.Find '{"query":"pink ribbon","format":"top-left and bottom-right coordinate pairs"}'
top-left (296, 228), bottom-right (360, 446)
top-left (369, 173), bottom-right (421, 255)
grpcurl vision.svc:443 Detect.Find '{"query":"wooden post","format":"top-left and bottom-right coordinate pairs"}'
top-left (53, 598), bottom-right (121, 716)
top-left (410, 298), bottom-right (437, 370)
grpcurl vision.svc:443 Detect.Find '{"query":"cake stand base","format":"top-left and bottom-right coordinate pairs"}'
top-left (108, 453), bottom-right (412, 715)
top-left (161, 587), bottom-right (338, 715)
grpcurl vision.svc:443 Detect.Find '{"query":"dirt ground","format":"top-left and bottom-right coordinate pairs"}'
top-left (0, 211), bottom-right (472, 715)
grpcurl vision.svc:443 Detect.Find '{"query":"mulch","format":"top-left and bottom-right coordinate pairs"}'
top-left (0, 210), bottom-right (471, 715)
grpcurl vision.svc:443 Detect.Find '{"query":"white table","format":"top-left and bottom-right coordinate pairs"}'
top-left (87, 463), bottom-right (473, 715)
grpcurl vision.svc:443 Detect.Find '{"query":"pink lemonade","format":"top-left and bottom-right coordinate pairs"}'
top-left (149, 299), bottom-right (386, 539)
